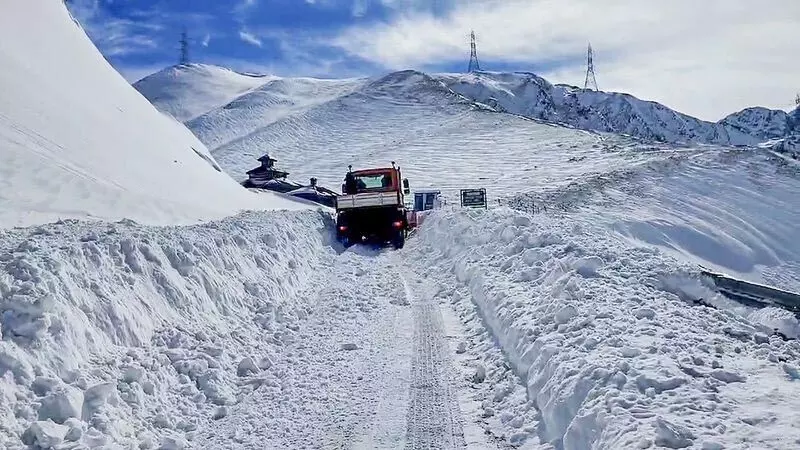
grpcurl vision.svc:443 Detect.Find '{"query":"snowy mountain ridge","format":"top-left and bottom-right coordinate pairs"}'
top-left (438, 71), bottom-right (798, 148)
top-left (135, 65), bottom-right (799, 151)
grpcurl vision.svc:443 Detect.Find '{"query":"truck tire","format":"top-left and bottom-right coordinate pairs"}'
top-left (392, 230), bottom-right (405, 249)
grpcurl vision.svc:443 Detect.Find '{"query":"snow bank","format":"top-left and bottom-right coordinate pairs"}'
top-left (0, 210), bottom-right (334, 448)
top-left (0, 2), bottom-right (304, 229)
top-left (411, 207), bottom-right (800, 449)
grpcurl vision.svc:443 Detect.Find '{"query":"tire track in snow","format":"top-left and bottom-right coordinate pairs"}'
top-left (402, 274), bottom-right (467, 450)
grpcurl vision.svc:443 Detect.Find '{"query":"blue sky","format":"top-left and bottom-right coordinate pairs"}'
top-left (66, 0), bottom-right (799, 121)
top-left (66, 0), bottom-right (490, 83)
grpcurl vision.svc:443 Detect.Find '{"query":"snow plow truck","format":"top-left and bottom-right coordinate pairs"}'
top-left (335, 163), bottom-right (414, 249)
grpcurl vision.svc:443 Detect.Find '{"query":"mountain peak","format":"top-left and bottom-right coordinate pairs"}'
top-left (134, 64), bottom-right (275, 122)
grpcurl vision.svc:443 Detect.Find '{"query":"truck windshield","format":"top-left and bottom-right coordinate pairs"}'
top-left (354, 174), bottom-right (391, 190)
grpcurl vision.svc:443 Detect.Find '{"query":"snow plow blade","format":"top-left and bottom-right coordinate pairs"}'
top-left (700, 266), bottom-right (800, 316)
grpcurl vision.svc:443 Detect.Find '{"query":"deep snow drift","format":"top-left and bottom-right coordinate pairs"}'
top-left (0, 3), bottom-right (304, 230)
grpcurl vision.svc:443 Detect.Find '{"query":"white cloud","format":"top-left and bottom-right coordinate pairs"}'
top-left (239, 30), bottom-right (263, 47)
top-left (332, 0), bottom-right (800, 120)
top-left (67, 0), bottom-right (163, 57)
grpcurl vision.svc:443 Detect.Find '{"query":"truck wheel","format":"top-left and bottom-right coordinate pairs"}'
top-left (392, 231), bottom-right (405, 249)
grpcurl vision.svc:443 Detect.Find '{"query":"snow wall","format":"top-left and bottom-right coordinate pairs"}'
top-left (412, 207), bottom-right (800, 449)
top-left (0, 211), bottom-right (333, 448)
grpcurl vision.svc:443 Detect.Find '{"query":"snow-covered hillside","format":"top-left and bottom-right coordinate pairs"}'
top-left (719, 106), bottom-right (795, 141)
top-left (0, 4), bottom-right (303, 229)
top-left (205, 70), bottom-right (657, 200)
top-left (414, 207), bottom-right (800, 449)
top-left (184, 76), bottom-right (364, 152)
top-left (133, 64), bottom-right (273, 122)
top-left (509, 146), bottom-right (800, 322)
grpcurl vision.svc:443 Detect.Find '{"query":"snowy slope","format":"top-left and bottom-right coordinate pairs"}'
top-left (0, 3), bottom-right (304, 229)
top-left (186, 76), bottom-right (365, 151)
top-left (133, 64), bottom-right (273, 122)
top-left (509, 147), bottom-right (800, 300)
top-left (0, 210), bottom-right (334, 449)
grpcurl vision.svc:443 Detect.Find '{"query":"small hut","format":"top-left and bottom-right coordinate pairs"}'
top-left (242, 153), bottom-right (297, 190)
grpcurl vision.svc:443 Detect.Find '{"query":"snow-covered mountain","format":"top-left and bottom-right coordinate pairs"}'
top-left (436, 71), bottom-right (796, 147)
top-left (179, 69), bottom-right (650, 195)
top-left (136, 64), bottom-right (797, 151)
top-left (722, 105), bottom-right (800, 153)
top-left (720, 106), bottom-right (795, 140)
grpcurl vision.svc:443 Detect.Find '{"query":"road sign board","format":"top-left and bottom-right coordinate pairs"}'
top-left (460, 188), bottom-right (487, 208)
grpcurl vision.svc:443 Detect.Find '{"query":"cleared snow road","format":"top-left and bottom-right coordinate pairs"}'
top-left (196, 245), bottom-right (507, 449)
top-left (403, 273), bottom-right (467, 449)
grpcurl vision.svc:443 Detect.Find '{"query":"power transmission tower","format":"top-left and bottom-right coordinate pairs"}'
top-left (468, 30), bottom-right (481, 73)
top-left (179, 28), bottom-right (190, 65)
top-left (584, 43), bottom-right (598, 91)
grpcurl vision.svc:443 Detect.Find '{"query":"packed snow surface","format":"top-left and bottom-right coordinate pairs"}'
top-left (0, 3), bottom-right (305, 230)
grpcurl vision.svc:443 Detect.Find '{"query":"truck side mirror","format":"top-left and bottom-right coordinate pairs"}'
top-left (402, 179), bottom-right (410, 194)
top-left (341, 183), bottom-right (347, 193)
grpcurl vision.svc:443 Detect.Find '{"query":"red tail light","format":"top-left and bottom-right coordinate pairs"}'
top-left (338, 225), bottom-right (348, 231)
top-left (392, 221), bottom-right (403, 228)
